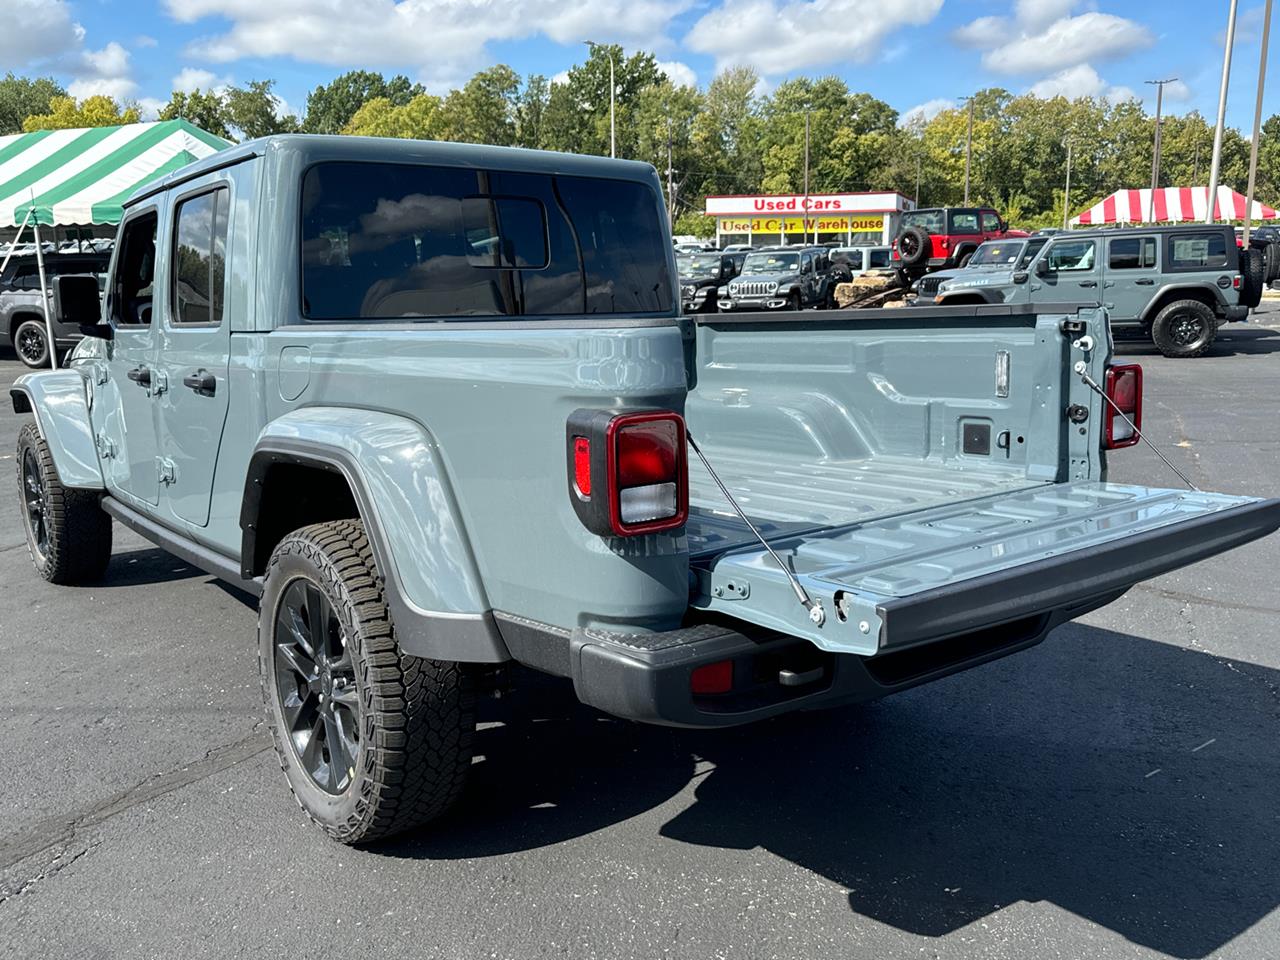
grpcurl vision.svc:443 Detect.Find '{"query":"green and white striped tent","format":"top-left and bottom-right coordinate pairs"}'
top-left (0, 119), bottom-right (229, 228)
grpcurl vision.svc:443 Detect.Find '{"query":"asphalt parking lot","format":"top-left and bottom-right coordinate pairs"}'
top-left (1, 308), bottom-right (1278, 960)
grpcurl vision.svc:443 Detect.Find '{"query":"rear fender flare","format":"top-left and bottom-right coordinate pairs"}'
top-left (1139, 283), bottom-right (1226, 322)
top-left (9, 370), bottom-right (104, 489)
top-left (242, 408), bottom-right (508, 663)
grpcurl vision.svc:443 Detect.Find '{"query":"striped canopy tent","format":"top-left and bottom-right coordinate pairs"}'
top-left (1071, 186), bottom-right (1279, 226)
top-left (0, 119), bottom-right (229, 228)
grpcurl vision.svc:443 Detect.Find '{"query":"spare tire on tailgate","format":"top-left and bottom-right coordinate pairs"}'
top-left (895, 225), bottom-right (931, 267)
top-left (1264, 241), bottom-right (1280, 284)
top-left (1240, 247), bottom-right (1265, 308)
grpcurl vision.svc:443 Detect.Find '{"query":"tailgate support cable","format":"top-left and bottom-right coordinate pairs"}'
top-left (687, 434), bottom-right (827, 625)
top-left (1073, 362), bottom-right (1201, 492)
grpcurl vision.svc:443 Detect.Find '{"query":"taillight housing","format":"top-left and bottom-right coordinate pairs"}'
top-left (567, 409), bottom-right (688, 537)
top-left (1104, 364), bottom-right (1142, 449)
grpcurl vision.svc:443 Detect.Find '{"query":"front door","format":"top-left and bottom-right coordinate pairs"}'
top-left (1104, 234), bottom-right (1159, 320)
top-left (154, 182), bottom-right (233, 527)
top-left (94, 207), bottom-right (161, 507)
top-left (1031, 237), bottom-right (1101, 305)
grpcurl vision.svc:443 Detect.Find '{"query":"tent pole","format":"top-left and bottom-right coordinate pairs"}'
top-left (0, 208), bottom-right (33, 279)
top-left (1243, 0), bottom-right (1274, 245)
top-left (31, 210), bottom-right (58, 371)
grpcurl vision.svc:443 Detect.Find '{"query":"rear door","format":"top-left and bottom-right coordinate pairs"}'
top-left (153, 179), bottom-right (233, 528)
top-left (1104, 234), bottom-right (1159, 319)
top-left (693, 482), bottom-right (1280, 655)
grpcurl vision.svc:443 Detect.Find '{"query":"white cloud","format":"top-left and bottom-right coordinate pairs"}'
top-left (135, 34), bottom-right (159, 48)
top-left (900, 97), bottom-right (954, 126)
top-left (164, 0), bottom-right (692, 85)
top-left (135, 96), bottom-right (168, 120)
top-left (70, 42), bottom-right (138, 100)
top-left (551, 70), bottom-right (571, 86)
top-left (657, 60), bottom-right (697, 88)
top-left (1027, 63), bottom-right (1133, 101)
top-left (685, 0), bottom-right (943, 75)
top-left (173, 67), bottom-right (224, 91)
top-left (1164, 78), bottom-right (1192, 101)
top-left (0, 0), bottom-right (85, 68)
top-left (954, 2), bottom-right (1152, 76)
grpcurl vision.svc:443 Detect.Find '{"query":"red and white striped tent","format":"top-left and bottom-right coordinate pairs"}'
top-left (1071, 186), bottom-right (1279, 226)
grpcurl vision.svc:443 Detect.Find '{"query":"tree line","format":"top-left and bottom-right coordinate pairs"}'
top-left (3, 49), bottom-right (1278, 235)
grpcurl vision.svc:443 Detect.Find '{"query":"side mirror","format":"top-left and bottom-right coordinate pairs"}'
top-left (1034, 258), bottom-right (1050, 277)
top-left (54, 274), bottom-right (104, 328)
top-left (1000, 219), bottom-right (1008, 232)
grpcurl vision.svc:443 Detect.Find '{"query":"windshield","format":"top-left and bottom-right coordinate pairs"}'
top-left (741, 252), bottom-right (799, 274)
top-left (901, 210), bottom-right (945, 233)
top-left (969, 241), bottom-right (1025, 266)
top-left (678, 254), bottom-right (722, 277)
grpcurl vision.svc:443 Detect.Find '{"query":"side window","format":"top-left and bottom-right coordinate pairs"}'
top-left (981, 211), bottom-right (1001, 232)
top-left (1109, 237), bottom-right (1157, 269)
top-left (172, 188), bottom-right (228, 325)
top-left (951, 211), bottom-right (980, 233)
top-left (801, 253), bottom-right (813, 274)
top-left (1169, 232), bottom-right (1229, 269)
top-left (13, 265), bottom-right (40, 289)
top-left (1017, 239), bottom-right (1047, 268)
top-left (1047, 239), bottom-right (1096, 272)
top-left (112, 211), bottom-right (158, 326)
top-left (869, 249), bottom-right (891, 268)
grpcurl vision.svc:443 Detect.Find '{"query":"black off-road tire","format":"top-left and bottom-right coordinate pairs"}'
top-left (957, 250), bottom-right (974, 268)
top-left (895, 225), bottom-right (931, 267)
top-left (787, 290), bottom-right (802, 311)
top-left (15, 421), bottom-right (112, 584)
top-left (1264, 242), bottom-right (1280, 284)
top-left (259, 519), bottom-right (476, 844)
top-left (1151, 299), bottom-right (1217, 358)
top-left (14, 319), bottom-right (50, 369)
top-left (1240, 247), bottom-right (1265, 308)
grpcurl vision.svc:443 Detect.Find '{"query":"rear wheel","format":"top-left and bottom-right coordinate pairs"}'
top-left (14, 320), bottom-right (50, 369)
top-left (259, 519), bottom-right (476, 844)
top-left (1151, 299), bottom-right (1217, 358)
top-left (15, 421), bottom-right (112, 584)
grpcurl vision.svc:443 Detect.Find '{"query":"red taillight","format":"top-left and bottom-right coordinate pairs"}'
top-left (690, 659), bottom-right (733, 695)
top-left (572, 436), bottom-right (591, 496)
top-left (567, 409), bottom-right (688, 537)
top-left (1104, 364), bottom-right (1142, 449)
top-left (1233, 274), bottom-right (1242, 290)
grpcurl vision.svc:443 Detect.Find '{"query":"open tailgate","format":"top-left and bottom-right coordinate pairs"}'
top-left (691, 482), bottom-right (1280, 656)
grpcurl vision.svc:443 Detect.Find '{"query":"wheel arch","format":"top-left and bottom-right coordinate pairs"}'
top-left (1140, 284), bottom-right (1222, 323)
top-left (9, 371), bottom-right (104, 490)
top-left (242, 410), bottom-right (508, 663)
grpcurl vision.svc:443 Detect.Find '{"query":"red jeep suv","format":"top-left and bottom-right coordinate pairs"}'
top-left (892, 207), bottom-right (1027, 273)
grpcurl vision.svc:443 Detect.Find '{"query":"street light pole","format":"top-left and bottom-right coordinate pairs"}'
top-left (803, 110), bottom-right (811, 244)
top-left (915, 154), bottom-right (922, 207)
top-left (583, 40), bottom-right (616, 158)
top-left (1243, 0), bottom-right (1274, 244)
top-left (1145, 78), bottom-right (1177, 222)
top-left (963, 97), bottom-right (974, 205)
top-left (1062, 139), bottom-right (1073, 231)
top-left (1205, 0), bottom-right (1240, 222)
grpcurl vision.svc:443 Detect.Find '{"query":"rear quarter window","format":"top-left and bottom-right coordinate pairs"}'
top-left (1168, 232), bottom-right (1229, 270)
top-left (300, 161), bottom-right (673, 320)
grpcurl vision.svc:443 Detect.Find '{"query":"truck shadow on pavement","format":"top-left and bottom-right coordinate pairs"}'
top-left (1115, 325), bottom-right (1280, 358)
top-left (386, 621), bottom-right (1278, 959)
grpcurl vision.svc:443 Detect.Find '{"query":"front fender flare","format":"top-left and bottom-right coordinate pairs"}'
top-left (242, 408), bottom-right (508, 663)
top-left (9, 371), bottom-right (104, 490)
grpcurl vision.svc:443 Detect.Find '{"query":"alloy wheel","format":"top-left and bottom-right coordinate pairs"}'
top-left (1171, 313), bottom-right (1206, 346)
top-left (17, 326), bottom-right (47, 366)
top-left (21, 447), bottom-right (49, 560)
top-left (273, 579), bottom-right (361, 794)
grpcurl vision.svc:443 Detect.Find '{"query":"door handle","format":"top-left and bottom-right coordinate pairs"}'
top-left (1078, 280), bottom-right (1097, 287)
top-left (183, 370), bottom-right (217, 396)
top-left (126, 365), bottom-right (151, 387)
top-left (1135, 278), bottom-right (1155, 285)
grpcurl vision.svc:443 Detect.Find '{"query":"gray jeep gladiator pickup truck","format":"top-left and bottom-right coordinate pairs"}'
top-left (932, 225), bottom-right (1266, 358)
top-left (13, 136), bottom-right (1280, 844)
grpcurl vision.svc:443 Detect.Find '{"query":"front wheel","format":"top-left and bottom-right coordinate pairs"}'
top-left (787, 290), bottom-right (802, 311)
top-left (14, 320), bottom-right (50, 369)
top-left (1151, 299), bottom-right (1217, 358)
top-left (259, 519), bottom-right (476, 844)
top-left (15, 421), bottom-right (112, 583)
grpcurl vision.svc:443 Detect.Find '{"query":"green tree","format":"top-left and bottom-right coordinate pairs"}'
top-left (23, 95), bottom-right (140, 131)
top-left (343, 94), bottom-right (445, 139)
top-left (555, 45), bottom-right (664, 157)
top-left (303, 70), bottom-right (423, 134)
top-left (632, 80), bottom-right (704, 220)
top-left (440, 65), bottom-right (520, 145)
top-left (157, 88), bottom-right (231, 139)
top-left (514, 74), bottom-right (549, 149)
top-left (225, 79), bottom-right (299, 140)
top-left (0, 74), bottom-right (66, 134)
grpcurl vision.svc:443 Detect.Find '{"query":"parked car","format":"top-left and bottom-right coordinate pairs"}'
top-left (1, 252), bottom-right (110, 368)
top-left (13, 136), bottom-right (1280, 847)
top-left (829, 245), bottom-right (892, 283)
top-left (932, 225), bottom-right (1261, 357)
top-left (892, 206), bottom-right (1028, 274)
top-left (718, 246), bottom-right (838, 310)
top-left (679, 251), bottom-right (745, 313)
top-left (914, 237), bottom-right (1048, 300)
top-left (721, 243), bottom-right (755, 253)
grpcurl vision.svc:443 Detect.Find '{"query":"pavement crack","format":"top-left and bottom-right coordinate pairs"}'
top-left (0, 726), bottom-right (270, 875)
top-left (0, 840), bottom-right (100, 905)
top-left (1132, 582), bottom-right (1280, 617)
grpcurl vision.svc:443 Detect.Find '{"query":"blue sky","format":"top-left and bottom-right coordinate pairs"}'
top-left (6, 0), bottom-right (1275, 130)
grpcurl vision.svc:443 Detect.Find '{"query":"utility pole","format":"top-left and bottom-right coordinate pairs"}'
top-left (1206, 0), bottom-right (1240, 222)
top-left (914, 154), bottom-right (922, 207)
top-left (666, 113), bottom-right (675, 229)
top-left (1145, 78), bottom-right (1177, 222)
top-left (1062, 139), bottom-right (1073, 231)
top-left (803, 110), bottom-right (811, 245)
top-left (962, 97), bottom-right (975, 205)
top-left (1193, 138), bottom-right (1201, 184)
top-left (583, 41), bottom-right (616, 158)
top-left (1244, 0), bottom-right (1274, 244)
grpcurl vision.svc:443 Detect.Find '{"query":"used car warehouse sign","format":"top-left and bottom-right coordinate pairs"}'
top-left (718, 215), bottom-right (885, 233)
